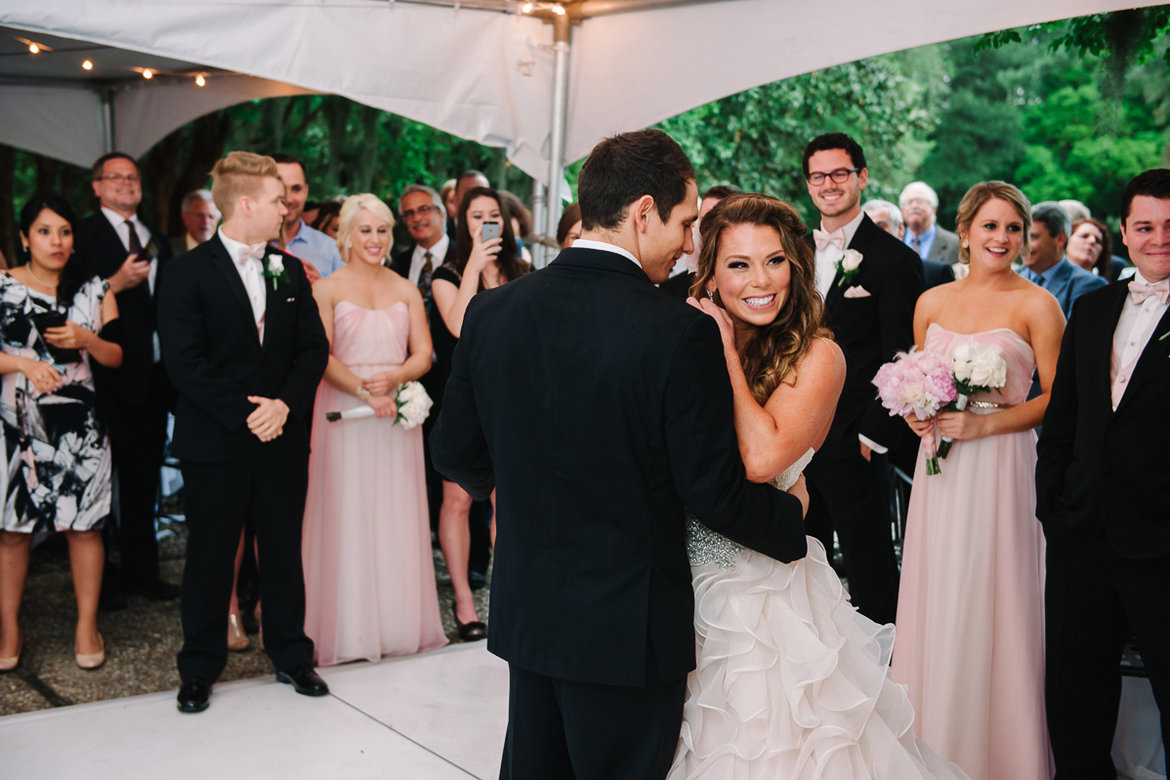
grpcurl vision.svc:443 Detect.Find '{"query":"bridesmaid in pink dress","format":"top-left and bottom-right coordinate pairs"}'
top-left (892, 182), bottom-right (1066, 779)
top-left (302, 194), bottom-right (448, 666)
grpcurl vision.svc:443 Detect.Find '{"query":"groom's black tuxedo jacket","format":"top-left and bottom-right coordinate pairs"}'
top-left (806, 214), bottom-right (924, 457)
top-left (1036, 281), bottom-right (1170, 557)
top-left (432, 247), bottom-right (807, 688)
top-left (157, 235), bottom-right (328, 463)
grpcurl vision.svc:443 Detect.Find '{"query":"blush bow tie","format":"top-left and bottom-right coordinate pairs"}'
top-left (236, 243), bottom-right (267, 264)
top-left (1128, 278), bottom-right (1169, 305)
top-left (813, 228), bottom-right (846, 251)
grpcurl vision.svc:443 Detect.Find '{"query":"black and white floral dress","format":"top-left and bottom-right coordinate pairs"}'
top-left (0, 274), bottom-right (112, 533)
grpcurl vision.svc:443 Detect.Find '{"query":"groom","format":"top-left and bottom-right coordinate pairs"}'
top-left (1037, 168), bottom-right (1170, 777)
top-left (431, 129), bottom-right (809, 779)
top-left (158, 151), bottom-right (330, 713)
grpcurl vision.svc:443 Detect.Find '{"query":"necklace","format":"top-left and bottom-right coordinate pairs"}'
top-left (25, 263), bottom-right (59, 289)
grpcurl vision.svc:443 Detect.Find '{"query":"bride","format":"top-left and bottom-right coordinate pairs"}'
top-left (668, 193), bottom-right (967, 779)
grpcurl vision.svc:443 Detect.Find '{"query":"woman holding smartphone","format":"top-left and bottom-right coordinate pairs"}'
top-left (430, 187), bottom-right (530, 640)
top-left (0, 195), bottom-right (123, 672)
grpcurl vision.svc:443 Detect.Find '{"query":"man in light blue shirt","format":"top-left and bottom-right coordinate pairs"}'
top-left (1020, 201), bottom-right (1106, 319)
top-left (272, 154), bottom-right (342, 280)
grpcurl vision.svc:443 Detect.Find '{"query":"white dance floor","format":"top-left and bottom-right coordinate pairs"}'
top-left (0, 642), bottom-right (509, 779)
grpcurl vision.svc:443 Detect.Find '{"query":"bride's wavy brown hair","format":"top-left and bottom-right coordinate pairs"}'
top-left (690, 193), bottom-right (830, 404)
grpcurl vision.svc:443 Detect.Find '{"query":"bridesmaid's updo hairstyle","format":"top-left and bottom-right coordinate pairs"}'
top-left (691, 193), bottom-right (831, 404)
top-left (336, 194), bottom-right (395, 263)
top-left (954, 181), bottom-right (1032, 265)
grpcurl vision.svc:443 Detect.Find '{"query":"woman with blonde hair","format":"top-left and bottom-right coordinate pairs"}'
top-left (301, 193), bottom-right (447, 665)
top-left (892, 181), bottom-right (1065, 779)
top-left (669, 193), bottom-right (966, 778)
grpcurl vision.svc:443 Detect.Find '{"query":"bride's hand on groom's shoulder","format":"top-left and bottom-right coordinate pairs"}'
top-left (687, 297), bottom-right (735, 351)
top-left (787, 474), bottom-right (810, 517)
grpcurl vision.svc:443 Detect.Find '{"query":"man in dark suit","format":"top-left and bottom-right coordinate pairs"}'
top-left (171, 189), bottom-right (220, 256)
top-left (158, 151), bottom-right (330, 713)
top-left (1036, 168), bottom-right (1170, 778)
top-left (75, 152), bottom-right (177, 603)
top-left (800, 133), bottom-right (924, 625)
top-left (900, 181), bottom-right (960, 266)
top-left (431, 129), bottom-right (809, 779)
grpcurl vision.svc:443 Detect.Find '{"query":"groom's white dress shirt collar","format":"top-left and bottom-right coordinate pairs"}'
top-left (572, 239), bottom-right (642, 271)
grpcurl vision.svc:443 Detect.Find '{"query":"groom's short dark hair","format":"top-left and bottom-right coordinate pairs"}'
top-left (1121, 168), bottom-right (1170, 221)
top-left (577, 129), bottom-right (695, 231)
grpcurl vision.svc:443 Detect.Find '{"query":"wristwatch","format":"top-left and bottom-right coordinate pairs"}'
top-left (355, 386), bottom-right (371, 402)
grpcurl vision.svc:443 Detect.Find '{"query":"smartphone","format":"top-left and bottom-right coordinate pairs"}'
top-left (481, 221), bottom-right (501, 242)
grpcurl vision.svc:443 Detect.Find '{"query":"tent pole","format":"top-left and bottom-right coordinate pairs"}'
top-left (100, 86), bottom-right (115, 154)
top-left (531, 179), bottom-right (547, 267)
top-left (541, 12), bottom-right (571, 269)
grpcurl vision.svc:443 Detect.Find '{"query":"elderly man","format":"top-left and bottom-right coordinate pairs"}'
top-left (171, 189), bottom-right (220, 255)
top-left (1020, 201), bottom-right (1107, 319)
top-left (865, 197), bottom-right (953, 288)
top-left (899, 181), bottom-right (959, 265)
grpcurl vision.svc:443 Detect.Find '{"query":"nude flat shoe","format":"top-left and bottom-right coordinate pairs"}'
top-left (75, 634), bottom-right (105, 670)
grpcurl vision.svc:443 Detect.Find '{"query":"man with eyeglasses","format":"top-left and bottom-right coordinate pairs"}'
top-left (799, 132), bottom-right (924, 626)
top-left (76, 151), bottom-right (178, 607)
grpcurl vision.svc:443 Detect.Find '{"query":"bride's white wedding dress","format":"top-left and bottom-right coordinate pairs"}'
top-left (668, 449), bottom-right (968, 779)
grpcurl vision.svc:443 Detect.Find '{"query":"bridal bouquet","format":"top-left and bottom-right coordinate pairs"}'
top-left (873, 348), bottom-right (957, 475)
top-left (935, 342), bottom-right (1007, 459)
top-left (324, 381), bottom-right (433, 429)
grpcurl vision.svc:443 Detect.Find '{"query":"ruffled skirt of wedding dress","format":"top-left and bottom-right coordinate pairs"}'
top-left (668, 537), bottom-right (968, 780)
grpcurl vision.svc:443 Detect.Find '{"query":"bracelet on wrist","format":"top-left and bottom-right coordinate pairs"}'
top-left (355, 386), bottom-right (371, 402)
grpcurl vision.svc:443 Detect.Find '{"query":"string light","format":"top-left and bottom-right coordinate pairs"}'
top-left (520, 2), bottom-right (534, 12)
top-left (28, 42), bottom-right (39, 54)
top-left (194, 74), bottom-right (206, 87)
top-left (551, 3), bottom-right (565, 14)
top-left (82, 59), bottom-right (94, 71)
top-left (142, 68), bottom-right (153, 79)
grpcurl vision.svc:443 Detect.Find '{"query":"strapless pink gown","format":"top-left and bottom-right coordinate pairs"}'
top-left (892, 324), bottom-right (1051, 779)
top-left (302, 301), bottom-right (447, 666)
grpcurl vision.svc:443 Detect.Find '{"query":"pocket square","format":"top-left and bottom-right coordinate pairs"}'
top-left (843, 285), bottom-right (872, 299)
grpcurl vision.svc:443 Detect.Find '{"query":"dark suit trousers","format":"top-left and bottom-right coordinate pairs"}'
top-left (500, 664), bottom-right (685, 780)
top-left (805, 451), bottom-right (899, 625)
top-left (104, 362), bottom-right (170, 586)
top-left (177, 452), bottom-right (314, 681)
top-left (1046, 538), bottom-right (1170, 779)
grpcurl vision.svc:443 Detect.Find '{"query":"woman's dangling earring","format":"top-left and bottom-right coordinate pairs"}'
top-left (706, 289), bottom-right (715, 301)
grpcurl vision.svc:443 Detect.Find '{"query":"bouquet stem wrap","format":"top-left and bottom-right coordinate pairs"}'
top-left (935, 393), bottom-right (968, 460)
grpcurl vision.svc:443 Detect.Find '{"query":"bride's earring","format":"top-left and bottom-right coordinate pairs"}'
top-left (706, 289), bottom-right (715, 301)
top-left (961, 239), bottom-right (969, 249)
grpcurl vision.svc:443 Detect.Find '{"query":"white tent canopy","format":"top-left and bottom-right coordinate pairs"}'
top-left (0, 0), bottom-right (1164, 237)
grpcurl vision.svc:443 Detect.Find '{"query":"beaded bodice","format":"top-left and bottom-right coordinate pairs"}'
top-left (685, 448), bottom-right (816, 569)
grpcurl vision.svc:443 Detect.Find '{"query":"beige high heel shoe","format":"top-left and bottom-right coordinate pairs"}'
top-left (75, 634), bottom-right (105, 670)
top-left (0, 636), bottom-right (21, 672)
top-left (228, 613), bottom-right (250, 652)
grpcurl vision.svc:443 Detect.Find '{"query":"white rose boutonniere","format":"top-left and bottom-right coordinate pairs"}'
top-left (836, 249), bottom-right (863, 288)
top-left (263, 253), bottom-right (290, 290)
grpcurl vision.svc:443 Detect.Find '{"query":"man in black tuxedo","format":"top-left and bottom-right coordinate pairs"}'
top-left (800, 133), bottom-right (924, 625)
top-left (1036, 168), bottom-right (1170, 778)
top-left (158, 151), bottom-right (330, 713)
top-left (432, 129), bottom-right (809, 780)
top-left (75, 152), bottom-right (178, 603)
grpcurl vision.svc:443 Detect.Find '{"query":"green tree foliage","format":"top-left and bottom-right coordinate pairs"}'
top-left (654, 53), bottom-right (937, 224)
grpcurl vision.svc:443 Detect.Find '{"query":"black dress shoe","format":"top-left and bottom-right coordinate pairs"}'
top-left (127, 578), bottom-right (181, 601)
top-left (454, 616), bottom-right (487, 642)
top-left (177, 679), bottom-right (211, 713)
top-left (276, 665), bottom-right (329, 697)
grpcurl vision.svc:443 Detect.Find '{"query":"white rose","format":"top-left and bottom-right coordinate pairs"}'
top-left (951, 343), bottom-right (975, 382)
top-left (267, 254), bottom-right (285, 274)
top-left (841, 249), bottom-right (863, 272)
top-left (395, 381), bottom-right (433, 430)
top-left (969, 347), bottom-right (1006, 388)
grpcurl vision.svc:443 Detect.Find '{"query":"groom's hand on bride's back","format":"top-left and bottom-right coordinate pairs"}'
top-left (788, 474), bottom-right (810, 518)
